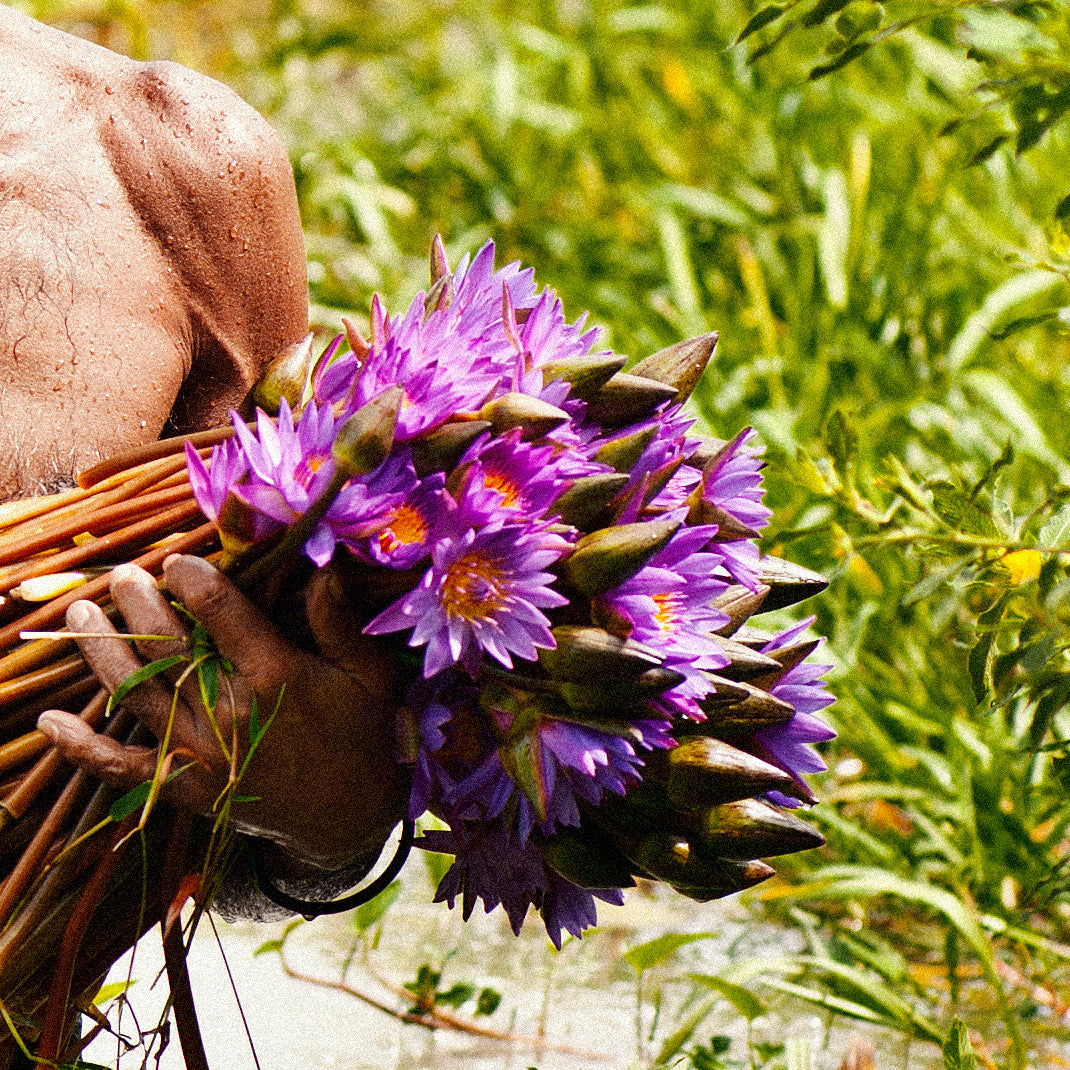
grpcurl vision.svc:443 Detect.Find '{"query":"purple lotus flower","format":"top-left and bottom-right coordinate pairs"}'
top-left (186, 438), bottom-right (283, 546)
top-left (598, 521), bottom-right (731, 718)
top-left (365, 522), bottom-right (572, 677)
top-left (747, 617), bottom-right (835, 806)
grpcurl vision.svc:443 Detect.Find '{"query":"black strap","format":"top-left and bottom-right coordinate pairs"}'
top-left (251, 819), bottom-right (416, 918)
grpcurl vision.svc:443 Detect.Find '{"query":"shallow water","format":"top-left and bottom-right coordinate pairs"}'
top-left (83, 860), bottom-right (1061, 1070)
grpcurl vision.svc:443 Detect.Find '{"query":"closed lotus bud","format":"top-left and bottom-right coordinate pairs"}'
top-left (411, 420), bottom-right (491, 477)
top-left (749, 638), bottom-right (822, 692)
top-left (712, 585), bottom-right (770, 636)
top-left (709, 636), bottom-right (781, 681)
top-left (332, 385), bottom-right (403, 477)
top-left (694, 678), bottom-right (795, 732)
top-left (595, 783), bottom-right (677, 835)
top-left (499, 731), bottom-right (550, 822)
top-left (757, 556), bottom-right (830, 612)
top-left (556, 666), bottom-right (687, 712)
top-left (480, 393), bottom-right (571, 439)
top-left (691, 499), bottom-right (762, 542)
top-left (538, 626), bottom-right (663, 681)
top-left (583, 373), bottom-right (679, 428)
top-left (423, 272), bottom-right (454, 319)
top-left (594, 425), bottom-right (660, 474)
top-left (630, 332), bottom-right (718, 406)
top-left (688, 435), bottom-right (728, 470)
top-left (664, 736), bottom-right (797, 806)
top-left (252, 333), bottom-right (315, 415)
top-left (559, 518), bottom-right (681, 597)
top-left (216, 491), bottom-right (270, 559)
top-left (430, 233), bottom-right (450, 284)
top-left (670, 858), bottom-right (775, 901)
top-left (537, 828), bottom-right (636, 889)
top-left (691, 798), bottom-right (826, 859)
top-left (552, 473), bottom-right (630, 528)
top-left (727, 625), bottom-right (776, 649)
top-left (341, 316), bottom-right (371, 364)
top-left (541, 352), bottom-right (627, 400)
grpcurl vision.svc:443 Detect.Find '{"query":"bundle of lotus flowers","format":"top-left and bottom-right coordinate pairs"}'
top-left (0, 238), bottom-right (833, 1054)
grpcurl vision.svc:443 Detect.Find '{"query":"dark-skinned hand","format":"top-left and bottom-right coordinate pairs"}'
top-left (36, 554), bottom-right (409, 875)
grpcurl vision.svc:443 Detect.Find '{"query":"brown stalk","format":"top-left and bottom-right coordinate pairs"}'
top-left (35, 816), bottom-right (131, 1064)
top-left (78, 424), bottom-right (240, 489)
top-left (0, 499), bottom-right (204, 596)
top-left (0, 673), bottom-right (98, 743)
top-left (0, 657), bottom-right (88, 712)
top-left (0, 733), bottom-right (50, 781)
top-left (0, 520), bottom-right (218, 651)
top-left (0, 638), bottom-right (78, 685)
top-left (0, 482), bottom-right (195, 569)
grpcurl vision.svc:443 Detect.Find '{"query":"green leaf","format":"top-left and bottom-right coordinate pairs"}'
top-left (352, 879), bottom-right (401, 932)
top-left (623, 931), bottom-right (716, 974)
top-left (1056, 192), bottom-right (1070, 222)
top-left (435, 982), bottom-right (476, 1009)
top-left (92, 979), bottom-right (136, 1005)
top-left (198, 654), bottom-right (219, 712)
top-left (689, 974), bottom-right (766, 1022)
top-left (109, 781), bottom-right (153, 822)
top-left (735, 3), bottom-right (790, 44)
top-left (808, 40), bottom-right (870, 80)
top-left (253, 938), bottom-right (284, 957)
top-left (942, 1018), bottom-right (977, 1070)
top-left (823, 410), bottom-right (857, 478)
top-left (801, 0), bottom-right (852, 29)
top-left (966, 133), bottom-right (1008, 167)
top-left (476, 987), bottom-right (502, 1016)
top-left (1038, 505), bottom-right (1070, 549)
top-left (106, 655), bottom-right (187, 716)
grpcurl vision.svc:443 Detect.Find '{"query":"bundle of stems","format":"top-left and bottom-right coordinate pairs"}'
top-left (0, 425), bottom-right (235, 1067)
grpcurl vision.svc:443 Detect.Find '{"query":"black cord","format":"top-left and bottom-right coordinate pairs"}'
top-left (251, 819), bottom-right (416, 918)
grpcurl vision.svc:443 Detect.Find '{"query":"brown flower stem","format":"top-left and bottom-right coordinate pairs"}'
top-left (0, 637), bottom-right (79, 686)
top-left (0, 733), bottom-right (50, 780)
top-left (0, 499), bottom-right (205, 597)
top-left (0, 521), bottom-right (218, 652)
top-left (0, 657), bottom-right (88, 715)
top-left (158, 809), bottom-right (210, 1070)
top-left (0, 673), bottom-right (98, 743)
top-left (35, 816), bottom-right (131, 1064)
top-left (78, 424), bottom-right (241, 489)
top-left (0, 482), bottom-right (195, 569)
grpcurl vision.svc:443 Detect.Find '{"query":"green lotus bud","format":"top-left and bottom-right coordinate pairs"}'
top-left (556, 666), bottom-right (687, 712)
top-left (252, 333), bottom-right (315, 415)
top-left (538, 626), bottom-right (663, 681)
top-left (711, 585), bottom-right (770, 636)
top-left (499, 732), bottom-right (550, 822)
top-left (560, 518), bottom-right (681, 597)
top-left (691, 798), bottom-right (826, 859)
top-left (583, 373), bottom-right (679, 429)
top-left (630, 332), bottom-right (718, 405)
top-left (665, 737), bottom-right (796, 806)
top-left (594, 425), bottom-right (659, 474)
top-left (727, 625), bottom-right (776, 648)
top-left (541, 352), bottom-right (627, 400)
top-left (670, 858), bottom-right (775, 901)
top-left (341, 316), bottom-right (371, 363)
top-left (537, 829), bottom-right (636, 890)
top-left (430, 233), bottom-right (450, 284)
top-left (480, 392), bottom-right (571, 439)
top-left (411, 420), bottom-right (491, 478)
top-left (688, 435), bottom-right (728, 470)
top-left (332, 384), bottom-right (403, 477)
top-left (552, 473), bottom-right (630, 529)
top-left (216, 491), bottom-right (277, 563)
top-left (749, 637), bottom-right (822, 692)
top-left (594, 784), bottom-right (676, 835)
top-left (694, 679), bottom-right (795, 732)
top-left (756, 556), bottom-right (830, 612)
top-left (423, 272), bottom-right (454, 319)
top-left (709, 636), bottom-right (781, 681)
top-left (693, 500), bottom-right (762, 541)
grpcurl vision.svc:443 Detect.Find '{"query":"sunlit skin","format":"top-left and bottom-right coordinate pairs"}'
top-left (0, 7), bottom-right (406, 890)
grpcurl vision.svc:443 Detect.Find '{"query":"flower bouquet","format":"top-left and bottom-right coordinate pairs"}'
top-left (0, 237), bottom-right (833, 1057)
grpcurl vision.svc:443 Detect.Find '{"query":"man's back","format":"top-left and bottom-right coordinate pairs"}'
top-left (0, 6), bottom-right (308, 496)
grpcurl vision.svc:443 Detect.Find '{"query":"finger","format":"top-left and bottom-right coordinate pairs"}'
top-left (109, 562), bottom-right (193, 677)
top-left (305, 564), bottom-right (396, 704)
top-left (66, 599), bottom-right (199, 748)
top-left (37, 710), bottom-right (158, 788)
top-left (162, 555), bottom-right (295, 692)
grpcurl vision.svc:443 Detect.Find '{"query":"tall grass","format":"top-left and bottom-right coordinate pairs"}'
top-left (26, 0), bottom-right (1070, 1064)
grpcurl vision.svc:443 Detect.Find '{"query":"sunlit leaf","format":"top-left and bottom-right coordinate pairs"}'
top-left (623, 931), bottom-right (717, 974)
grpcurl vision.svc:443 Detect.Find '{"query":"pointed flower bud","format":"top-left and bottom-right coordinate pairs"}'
top-left (664, 736), bottom-right (797, 806)
top-left (332, 385), bottom-right (403, 477)
top-left (584, 373), bottom-right (680, 428)
top-left (552, 473), bottom-right (630, 529)
top-left (594, 425), bottom-right (659, 474)
top-left (709, 636), bottom-right (782, 681)
top-left (538, 626), bottom-right (663, 681)
top-left (252, 333), bottom-right (315, 415)
top-left (538, 829), bottom-right (636, 890)
top-left (479, 393), bottom-right (571, 440)
top-left (540, 352), bottom-right (627, 400)
top-left (757, 556), bottom-right (830, 612)
top-left (410, 420), bottom-right (491, 478)
top-left (559, 518), bottom-right (681, 597)
top-left (630, 331), bottom-right (718, 405)
top-left (692, 798), bottom-right (827, 859)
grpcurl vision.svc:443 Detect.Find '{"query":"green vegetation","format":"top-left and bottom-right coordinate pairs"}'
top-left (26, 0), bottom-right (1070, 1064)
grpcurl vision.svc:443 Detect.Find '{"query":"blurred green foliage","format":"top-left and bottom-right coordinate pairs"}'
top-left (23, 0), bottom-right (1070, 1064)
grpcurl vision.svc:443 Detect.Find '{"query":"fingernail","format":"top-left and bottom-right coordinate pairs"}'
top-left (66, 601), bottom-right (92, 630)
top-left (37, 712), bottom-right (60, 740)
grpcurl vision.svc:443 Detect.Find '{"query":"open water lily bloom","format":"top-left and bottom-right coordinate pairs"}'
top-left (365, 522), bottom-right (572, 678)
